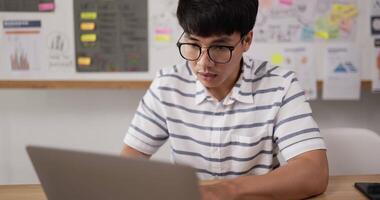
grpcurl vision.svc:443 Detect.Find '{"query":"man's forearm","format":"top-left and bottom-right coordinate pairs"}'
top-left (120, 144), bottom-right (150, 159)
top-left (201, 150), bottom-right (328, 200)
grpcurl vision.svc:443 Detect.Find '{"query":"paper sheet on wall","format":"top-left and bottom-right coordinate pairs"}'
top-left (0, 20), bottom-right (43, 72)
top-left (372, 38), bottom-right (380, 92)
top-left (323, 44), bottom-right (361, 100)
top-left (280, 46), bottom-right (317, 100)
top-left (248, 44), bottom-right (317, 100)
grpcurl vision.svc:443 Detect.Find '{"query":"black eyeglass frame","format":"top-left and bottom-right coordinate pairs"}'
top-left (176, 33), bottom-right (246, 64)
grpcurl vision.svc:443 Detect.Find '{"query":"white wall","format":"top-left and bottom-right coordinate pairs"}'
top-left (0, 89), bottom-right (379, 184)
top-left (0, 89), bottom-right (146, 184)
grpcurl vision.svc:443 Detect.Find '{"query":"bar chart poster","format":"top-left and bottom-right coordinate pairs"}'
top-left (0, 0), bottom-right (55, 12)
top-left (74, 0), bottom-right (148, 72)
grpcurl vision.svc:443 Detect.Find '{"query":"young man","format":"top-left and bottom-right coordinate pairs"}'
top-left (121, 0), bottom-right (328, 199)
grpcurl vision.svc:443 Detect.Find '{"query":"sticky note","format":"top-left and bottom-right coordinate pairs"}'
top-left (81, 12), bottom-right (97, 20)
top-left (80, 22), bottom-right (96, 31)
top-left (271, 53), bottom-right (284, 65)
top-left (332, 4), bottom-right (358, 19)
top-left (78, 57), bottom-right (92, 66)
top-left (279, 0), bottom-right (293, 6)
top-left (155, 28), bottom-right (172, 35)
top-left (38, 2), bottom-right (55, 11)
top-left (315, 31), bottom-right (330, 39)
top-left (80, 34), bottom-right (97, 42)
top-left (155, 35), bottom-right (171, 42)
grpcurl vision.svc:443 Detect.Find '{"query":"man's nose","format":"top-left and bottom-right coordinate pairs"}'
top-left (197, 48), bottom-right (214, 67)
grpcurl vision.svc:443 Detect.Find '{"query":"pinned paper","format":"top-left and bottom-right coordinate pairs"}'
top-left (80, 34), bottom-right (97, 42)
top-left (78, 57), bottom-right (92, 66)
top-left (80, 12), bottom-right (97, 20)
top-left (80, 22), bottom-right (96, 31)
top-left (271, 53), bottom-right (284, 65)
top-left (38, 2), bottom-right (55, 12)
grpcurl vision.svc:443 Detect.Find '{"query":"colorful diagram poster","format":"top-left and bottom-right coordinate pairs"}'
top-left (323, 44), bottom-right (361, 100)
top-left (255, 0), bottom-right (359, 43)
top-left (0, 20), bottom-right (43, 72)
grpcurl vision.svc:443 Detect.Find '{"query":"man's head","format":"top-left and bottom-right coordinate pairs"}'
top-left (177, 0), bottom-right (259, 37)
top-left (176, 0), bottom-right (259, 99)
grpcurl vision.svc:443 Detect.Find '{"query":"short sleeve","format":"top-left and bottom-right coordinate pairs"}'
top-left (124, 77), bottom-right (169, 155)
top-left (273, 73), bottom-right (326, 161)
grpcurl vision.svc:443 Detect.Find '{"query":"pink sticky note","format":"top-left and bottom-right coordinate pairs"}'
top-left (155, 28), bottom-right (172, 35)
top-left (39, 2), bottom-right (55, 11)
top-left (279, 0), bottom-right (293, 6)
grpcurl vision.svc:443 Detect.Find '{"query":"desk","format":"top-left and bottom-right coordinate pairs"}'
top-left (0, 175), bottom-right (379, 200)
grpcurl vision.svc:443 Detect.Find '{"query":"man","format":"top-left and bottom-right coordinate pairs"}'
top-left (121, 0), bottom-right (328, 199)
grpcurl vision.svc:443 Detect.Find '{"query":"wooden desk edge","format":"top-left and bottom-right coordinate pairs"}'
top-left (0, 80), bottom-right (373, 90)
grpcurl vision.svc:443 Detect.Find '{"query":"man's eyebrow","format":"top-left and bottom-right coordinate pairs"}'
top-left (212, 37), bottom-right (232, 44)
top-left (184, 34), bottom-right (199, 41)
top-left (184, 34), bottom-right (233, 44)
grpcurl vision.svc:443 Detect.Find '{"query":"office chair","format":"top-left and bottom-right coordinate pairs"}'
top-left (321, 127), bottom-right (380, 175)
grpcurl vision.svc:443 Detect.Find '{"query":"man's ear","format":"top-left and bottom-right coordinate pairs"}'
top-left (243, 31), bottom-right (253, 52)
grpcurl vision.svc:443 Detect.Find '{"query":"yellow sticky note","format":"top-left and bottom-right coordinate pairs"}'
top-left (271, 53), bottom-right (284, 65)
top-left (80, 34), bottom-right (97, 42)
top-left (80, 22), bottom-right (96, 31)
top-left (78, 57), bottom-right (92, 66)
top-left (332, 4), bottom-right (358, 18)
top-left (155, 34), bottom-right (171, 42)
top-left (315, 31), bottom-right (330, 39)
top-left (81, 12), bottom-right (97, 20)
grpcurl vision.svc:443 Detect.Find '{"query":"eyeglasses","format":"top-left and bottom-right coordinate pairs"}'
top-left (176, 33), bottom-right (245, 64)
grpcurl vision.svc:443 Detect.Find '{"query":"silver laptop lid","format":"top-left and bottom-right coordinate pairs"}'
top-left (27, 146), bottom-right (201, 200)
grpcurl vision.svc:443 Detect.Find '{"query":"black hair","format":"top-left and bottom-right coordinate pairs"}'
top-left (177, 0), bottom-right (259, 37)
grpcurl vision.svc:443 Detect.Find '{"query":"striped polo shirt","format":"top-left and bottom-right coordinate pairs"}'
top-left (124, 55), bottom-right (326, 180)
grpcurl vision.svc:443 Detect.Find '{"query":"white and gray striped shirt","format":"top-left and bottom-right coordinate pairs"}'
top-left (124, 55), bottom-right (326, 180)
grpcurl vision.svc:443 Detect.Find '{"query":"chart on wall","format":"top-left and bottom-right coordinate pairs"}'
top-left (255, 0), bottom-right (359, 43)
top-left (0, 20), bottom-right (43, 72)
top-left (74, 0), bottom-right (148, 72)
top-left (0, 0), bottom-right (55, 12)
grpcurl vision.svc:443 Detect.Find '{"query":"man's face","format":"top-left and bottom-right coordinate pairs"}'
top-left (181, 32), bottom-right (252, 96)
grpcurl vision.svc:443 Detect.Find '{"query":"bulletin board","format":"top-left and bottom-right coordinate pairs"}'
top-left (0, 0), bottom-right (376, 89)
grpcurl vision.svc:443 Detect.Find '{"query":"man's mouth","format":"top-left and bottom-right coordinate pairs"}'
top-left (197, 72), bottom-right (217, 81)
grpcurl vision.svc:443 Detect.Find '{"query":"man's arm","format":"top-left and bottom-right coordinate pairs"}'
top-left (200, 149), bottom-right (328, 200)
top-left (120, 144), bottom-right (150, 159)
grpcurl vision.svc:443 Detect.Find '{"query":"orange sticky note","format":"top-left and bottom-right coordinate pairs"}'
top-left (80, 22), bottom-right (96, 31)
top-left (78, 57), bottom-right (92, 66)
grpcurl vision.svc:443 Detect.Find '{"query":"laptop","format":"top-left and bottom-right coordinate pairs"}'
top-left (27, 146), bottom-right (201, 200)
